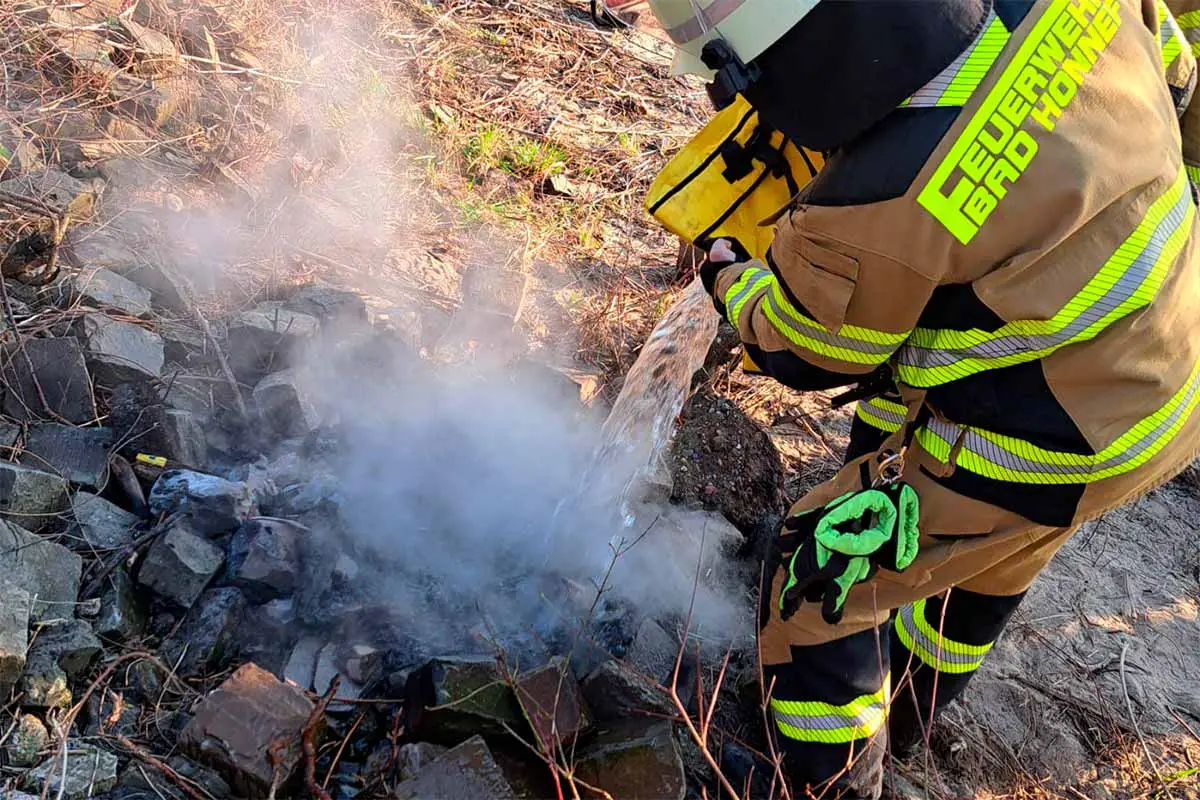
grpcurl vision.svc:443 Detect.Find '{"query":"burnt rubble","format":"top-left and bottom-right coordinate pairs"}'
top-left (0, 19), bottom-right (765, 790)
top-left (0, 191), bottom-right (766, 800)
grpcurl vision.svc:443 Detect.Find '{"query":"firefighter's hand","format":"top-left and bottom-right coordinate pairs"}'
top-left (699, 238), bottom-right (744, 296)
top-left (777, 485), bottom-right (921, 625)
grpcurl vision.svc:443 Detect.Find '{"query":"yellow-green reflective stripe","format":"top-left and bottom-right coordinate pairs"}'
top-left (1176, 8), bottom-right (1200, 28)
top-left (895, 600), bottom-right (991, 674)
top-left (770, 678), bottom-right (890, 744)
top-left (1163, 33), bottom-right (1183, 69)
top-left (723, 267), bottom-right (772, 331)
top-left (1160, 0), bottom-right (1185, 68)
top-left (939, 14), bottom-right (1011, 105)
top-left (1188, 164), bottom-right (1200, 185)
top-left (761, 284), bottom-right (907, 366)
top-left (856, 397), bottom-right (907, 433)
top-left (917, 359), bottom-right (1200, 484)
top-left (899, 170), bottom-right (1194, 386)
top-left (905, 12), bottom-right (1009, 108)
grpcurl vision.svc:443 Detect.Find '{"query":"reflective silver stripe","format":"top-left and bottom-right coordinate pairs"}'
top-left (927, 365), bottom-right (1200, 477)
top-left (1184, 26), bottom-right (1200, 44)
top-left (726, 267), bottom-right (771, 316)
top-left (773, 708), bottom-right (884, 733)
top-left (857, 398), bottom-right (906, 428)
top-left (905, 11), bottom-right (1002, 107)
top-left (665, 0), bottom-right (747, 44)
top-left (764, 287), bottom-right (897, 358)
top-left (906, 13), bottom-right (990, 106)
top-left (898, 186), bottom-right (1192, 374)
top-left (897, 604), bottom-right (986, 668)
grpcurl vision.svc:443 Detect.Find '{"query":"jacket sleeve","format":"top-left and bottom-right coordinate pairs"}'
top-left (710, 207), bottom-right (936, 392)
top-left (1162, 0), bottom-right (1200, 181)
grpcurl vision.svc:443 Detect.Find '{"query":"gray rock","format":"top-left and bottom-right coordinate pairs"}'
top-left (72, 268), bottom-right (152, 316)
top-left (516, 660), bottom-right (592, 752)
top-left (160, 588), bottom-right (246, 676)
top-left (394, 742), bottom-right (448, 782)
top-left (120, 659), bottom-right (162, 704)
top-left (158, 321), bottom-right (208, 363)
top-left (407, 657), bottom-right (524, 743)
top-left (285, 285), bottom-right (368, 324)
top-left (69, 491), bottom-right (140, 552)
top-left (84, 691), bottom-right (141, 737)
top-left (0, 338), bottom-right (96, 424)
top-left (582, 660), bottom-right (676, 722)
top-left (0, 169), bottom-right (98, 218)
top-left (393, 736), bottom-right (516, 800)
top-left (338, 643), bottom-right (380, 684)
top-left (0, 583), bottom-right (31, 696)
top-left (283, 636), bottom-right (323, 690)
top-left (162, 374), bottom-right (216, 414)
top-left (332, 553), bottom-right (360, 585)
top-left (310, 642), bottom-right (362, 709)
top-left (226, 518), bottom-right (302, 602)
top-left (0, 520), bottom-right (82, 621)
top-left (18, 649), bottom-right (71, 708)
top-left (19, 424), bottom-right (112, 489)
top-left (226, 302), bottom-right (319, 379)
top-left (252, 369), bottom-right (320, 438)
top-left (119, 755), bottom-right (232, 800)
top-left (68, 229), bottom-right (138, 273)
top-left (162, 408), bottom-right (208, 468)
top-left (82, 314), bottom-right (164, 381)
top-left (239, 599), bottom-right (297, 676)
top-left (137, 524), bottom-right (224, 607)
top-left (180, 663), bottom-right (314, 796)
top-left (95, 568), bottom-right (146, 641)
top-left (0, 462), bottom-right (69, 531)
top-left (0, 419), bottom-right (22, 450)
top-left (168, 756), bottom-right (232, 799)
top-left (627, 619), bottom-right (678, 683)
top-left (148, 470), bottom-right (257, 536)
top-left (29, 619), bottom-right (101, 680)
top-left (23, 744), bottom-right (118, 800)
top-left (5, 714), bottom-right (48, 767)
top-left (574, 720), bottom-right (685, 800)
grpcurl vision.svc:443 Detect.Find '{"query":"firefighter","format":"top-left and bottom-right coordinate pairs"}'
top-left (646, 0), bottom-right (1200, 796)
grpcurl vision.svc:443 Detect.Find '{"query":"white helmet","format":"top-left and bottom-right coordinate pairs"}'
top-left (648, 0), bottom-right (821, 77)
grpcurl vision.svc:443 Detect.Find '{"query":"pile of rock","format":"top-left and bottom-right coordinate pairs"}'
top-left (0, 190), bottom-right (756, 798)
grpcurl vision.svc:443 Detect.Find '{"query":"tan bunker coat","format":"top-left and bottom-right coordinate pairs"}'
top-left (707, 0), bottom-right (1200, 657)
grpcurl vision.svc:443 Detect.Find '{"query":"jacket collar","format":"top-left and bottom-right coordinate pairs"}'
top-left (743, 0), bottom-right (991, 151)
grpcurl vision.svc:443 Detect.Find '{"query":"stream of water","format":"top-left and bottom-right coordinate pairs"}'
top-left (550, 278), bottom-right (720, 567)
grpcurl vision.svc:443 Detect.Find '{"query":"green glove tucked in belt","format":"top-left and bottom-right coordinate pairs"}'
top-left (777, 483), bottom-right (920, 625)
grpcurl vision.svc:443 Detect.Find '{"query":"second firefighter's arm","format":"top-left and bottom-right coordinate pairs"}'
top-left (1159, 0), bottom-right (1200, 180)
top-left (707, 210), bottom-right (937, 392)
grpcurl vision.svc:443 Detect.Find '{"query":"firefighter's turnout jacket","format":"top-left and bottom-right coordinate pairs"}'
top-left (700, 0), bottom-right (1200, 795)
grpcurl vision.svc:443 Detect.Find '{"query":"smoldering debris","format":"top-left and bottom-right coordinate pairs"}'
top-left (0, 241), bottom-right (759, 798)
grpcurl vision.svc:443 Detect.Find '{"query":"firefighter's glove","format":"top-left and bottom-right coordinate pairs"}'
top-left (777, 484), bottom-right (921, 625)
top-left (700, 238), bottom-right (746, 296)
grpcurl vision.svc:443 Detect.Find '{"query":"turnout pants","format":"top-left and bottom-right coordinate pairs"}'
top-left (759, 418), bottom-right (1079, 799)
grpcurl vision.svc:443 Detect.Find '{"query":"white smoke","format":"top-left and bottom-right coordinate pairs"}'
top-left (289, 329), bottom-right (754, 661)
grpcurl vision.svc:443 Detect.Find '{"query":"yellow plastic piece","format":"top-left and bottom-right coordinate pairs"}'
top-left (136, 453), bottom-right (168, 468)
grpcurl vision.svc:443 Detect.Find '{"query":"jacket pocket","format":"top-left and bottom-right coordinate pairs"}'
top-left (777, 234), bottom-right (860, 333)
